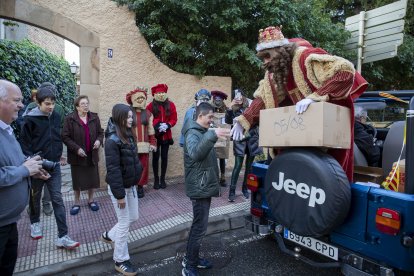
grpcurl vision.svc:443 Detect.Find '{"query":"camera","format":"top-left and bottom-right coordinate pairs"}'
top-left (41, 159), bottom-right (58, 171)
top-left (29, 151), bottom-right (58, 172)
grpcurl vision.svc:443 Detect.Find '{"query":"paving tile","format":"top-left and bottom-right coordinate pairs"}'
top-left (14, 173), bottom-right (249, 273)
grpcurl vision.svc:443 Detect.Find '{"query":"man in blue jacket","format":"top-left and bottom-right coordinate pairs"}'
top-left (179, 89), bottom-right (211, 147)
top-left (181, 102), bottom-right (230, 276)
top-left (0, 80), bottom-right (46, 276)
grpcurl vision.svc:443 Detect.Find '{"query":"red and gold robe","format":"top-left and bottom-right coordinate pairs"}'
top-left (134, 109), bottom-right (157, 186)
top-left (237, 45), bottom-right (368, 181)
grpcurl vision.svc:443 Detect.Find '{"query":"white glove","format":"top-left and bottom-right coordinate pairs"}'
top-left (295, 98), bottom-right (315, 114)
top-left (159, 123), bottom-right (168, 132)
top-left (230, 121), bottom-right (245, 141)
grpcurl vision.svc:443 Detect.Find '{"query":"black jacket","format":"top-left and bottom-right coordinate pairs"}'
top-left (354, 121), bottom-right (381, 167)
top-left (104, 118), bottom-right (142, 199)
top-left (225, 107), bottom-right (262, 157)
top-left (182, 119), bottom-right (220, 199)
top-left (20, 107), bottom-right (63, 161)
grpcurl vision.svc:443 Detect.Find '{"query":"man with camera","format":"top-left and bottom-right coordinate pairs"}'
top-left (20, 83), bottom-right (80, 250)
top-left (0, 80), bottom-right (48, 275)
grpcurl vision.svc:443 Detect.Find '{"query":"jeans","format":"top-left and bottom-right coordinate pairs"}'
top-left (186, 197), bottom-right (211, 268)
top-left (107, 186), bottom-right (139, 263)
top-left (42, 185), bottom-right (51, 205)
top-left (29, 165), bottom-right (68, 238)
top-left (0, 223), bottom-right (18, 276)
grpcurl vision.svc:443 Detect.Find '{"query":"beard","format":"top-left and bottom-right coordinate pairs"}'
top-left (258, 45), bottom-right (296, 94)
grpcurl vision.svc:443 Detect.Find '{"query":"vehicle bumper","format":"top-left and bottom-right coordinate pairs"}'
top-left (244, 215), bottom-right (395, 274)
top-left (244, 215), bottom-right (273, 236)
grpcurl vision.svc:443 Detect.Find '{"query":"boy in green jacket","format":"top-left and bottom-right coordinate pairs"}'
top-left (181, 102), bottom-right (230, 276)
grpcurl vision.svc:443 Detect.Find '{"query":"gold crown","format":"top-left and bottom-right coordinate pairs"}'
top-left (256, 25), bottom-right (289, 52)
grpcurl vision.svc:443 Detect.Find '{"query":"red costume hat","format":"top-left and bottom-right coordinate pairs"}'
top-left (151, 84), bottom-right (168, 96)
top-left (211, 90), bottom-right (228, 100)
top-left (126, 87), bottom-right (148, 105)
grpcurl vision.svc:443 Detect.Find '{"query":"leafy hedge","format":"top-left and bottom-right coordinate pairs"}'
top-left (0, 39), bottom-right (77, 114)
top-left (114, 0), bottom-right (351, 94)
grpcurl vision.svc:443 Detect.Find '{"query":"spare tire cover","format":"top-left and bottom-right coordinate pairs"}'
top-left (264, 148), bottom-right (351, 237)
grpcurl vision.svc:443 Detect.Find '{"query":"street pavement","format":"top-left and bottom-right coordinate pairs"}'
top-left (61, 228), bottom-right (342, 276)
top-left (14, 165), bottom-right (249, 275)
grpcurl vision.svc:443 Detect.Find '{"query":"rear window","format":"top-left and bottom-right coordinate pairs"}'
top-left (355, 100), bottom-right (408, 128)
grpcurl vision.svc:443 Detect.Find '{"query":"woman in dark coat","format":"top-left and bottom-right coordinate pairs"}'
top-left (225, 90), bottom-right (262, 202)
top-left (62, 95), bottom-right (104, 215)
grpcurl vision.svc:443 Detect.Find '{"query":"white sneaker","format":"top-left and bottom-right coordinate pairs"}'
top-left (55, 235), bottom-right (80, 249)
top-left (30, 222), bottom-right (43, 240)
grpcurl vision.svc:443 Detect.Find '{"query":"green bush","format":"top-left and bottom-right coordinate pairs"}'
top-left (0, 39), bottom-right (77, 114)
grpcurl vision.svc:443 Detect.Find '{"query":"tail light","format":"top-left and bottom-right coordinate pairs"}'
top-left (251, 207), bottom-right (263, 217)
top-left (376, 208), bottom-right (401, 235)
top-left (247, 174), bottom-right (259, 192)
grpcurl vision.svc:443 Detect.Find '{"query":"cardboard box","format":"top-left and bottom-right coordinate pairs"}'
top-left (354, 166), bottom-right (384, 184)
top-left (211, 113), bottom-right (230, 148)
top-left (210, 128), bottom-right (228, 147)
top-left (259, 102), bottom-right (351, 149)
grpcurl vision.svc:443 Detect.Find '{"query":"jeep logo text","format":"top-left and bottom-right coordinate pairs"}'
top-left (272, 172), bottom-right (326, 207)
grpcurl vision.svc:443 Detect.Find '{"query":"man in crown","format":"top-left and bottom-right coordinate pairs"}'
top-left (231, 26), bottom-right (368, 181)
top-left (126, 87), bottom-right (157, 198)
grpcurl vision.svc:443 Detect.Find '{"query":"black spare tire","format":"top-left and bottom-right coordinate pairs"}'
top-left (264, 148), bottom-right (351, 237)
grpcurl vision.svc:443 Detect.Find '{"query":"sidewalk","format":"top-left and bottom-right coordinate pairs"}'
top-left (14, 165), bottom-right (250, 275)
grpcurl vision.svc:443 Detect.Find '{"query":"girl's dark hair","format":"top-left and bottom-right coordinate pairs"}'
top-left (111, 104), bottom-right (137, 144)
top-left (152, 99), bottom-right (171, 117)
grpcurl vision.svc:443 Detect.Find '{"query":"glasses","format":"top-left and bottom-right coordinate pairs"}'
top-left (79, 102), bottom-right (89, 106)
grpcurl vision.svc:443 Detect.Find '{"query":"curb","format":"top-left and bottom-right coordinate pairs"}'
top-left (15, 210), bottom-right (248, 276)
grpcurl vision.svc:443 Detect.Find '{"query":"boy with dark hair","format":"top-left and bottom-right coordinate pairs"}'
top-left (20, 83), bottom-right (80, 249)
top-left (23, 83), bottom-right (66, 216)
top-left (181, 102), bottom-right (230, 276)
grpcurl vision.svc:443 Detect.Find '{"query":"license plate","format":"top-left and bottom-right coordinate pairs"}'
top-left (284, 229), bottom-right (338, 260)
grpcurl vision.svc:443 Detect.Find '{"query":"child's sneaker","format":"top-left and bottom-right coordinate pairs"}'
top-left (55, 235), bottom-right (80, 249)
top-left (182, 256), bottom-right (213, 269)
top-left (100, 231), bottom-right (114, 245)
top-left (30, 222), bottom-right (43, 240)
top-left (114, 260), bottom-right (138, 276)
top-left (182, 266), bottom-right (199, 276)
